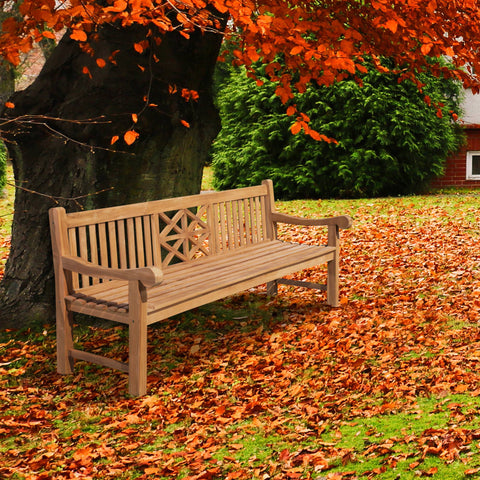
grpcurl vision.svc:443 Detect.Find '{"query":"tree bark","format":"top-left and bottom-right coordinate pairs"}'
top-left (0, 23), bottom-right (224, 327)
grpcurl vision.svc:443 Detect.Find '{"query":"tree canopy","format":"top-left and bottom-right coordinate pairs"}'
top-left (2, 0), bottom-right (480, 140)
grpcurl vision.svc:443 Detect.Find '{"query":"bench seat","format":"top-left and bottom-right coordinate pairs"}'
top-left (65, 240), bottom-right (336, 323)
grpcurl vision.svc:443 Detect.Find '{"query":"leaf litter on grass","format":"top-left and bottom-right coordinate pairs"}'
top-left (1, 194), bottom-right (480, 479)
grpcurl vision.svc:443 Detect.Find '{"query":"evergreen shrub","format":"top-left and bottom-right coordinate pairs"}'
top-left (212, 61), bottom-right (464, 199)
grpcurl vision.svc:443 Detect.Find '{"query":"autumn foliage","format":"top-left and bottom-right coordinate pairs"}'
top-left (2, 0), bottom-right (480, 137)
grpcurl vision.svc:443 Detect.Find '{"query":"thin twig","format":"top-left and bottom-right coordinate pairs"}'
top-left (7, 181), bottom-right (114, 209)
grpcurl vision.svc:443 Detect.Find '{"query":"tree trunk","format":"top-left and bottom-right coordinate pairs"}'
top-left (0, 61), bottom-right (14, 105)
top-left (0, 24), bottom-right (224, 328)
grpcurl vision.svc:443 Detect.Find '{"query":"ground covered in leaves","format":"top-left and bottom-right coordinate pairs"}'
top-left (1, 191), bottom-right (480, 479)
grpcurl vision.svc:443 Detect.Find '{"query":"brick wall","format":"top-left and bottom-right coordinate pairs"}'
top-left (430, 127), bottom-right (480, 189)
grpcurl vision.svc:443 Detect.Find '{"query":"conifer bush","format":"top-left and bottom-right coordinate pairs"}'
top-left (212, 61), bottom-right (464, 199)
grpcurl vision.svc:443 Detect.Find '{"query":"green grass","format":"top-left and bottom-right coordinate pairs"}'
top-left (0, 161), bottom-right (13, 274)
top-left (201, 165), bottom-right (214, 191)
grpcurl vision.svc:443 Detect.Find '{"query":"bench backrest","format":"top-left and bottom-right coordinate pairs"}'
top-left (50, 180), bottom-right (276, 289)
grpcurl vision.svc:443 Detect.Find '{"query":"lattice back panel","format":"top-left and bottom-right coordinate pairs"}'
top-left (156, 206), bottom-right (210, 266)
top-left (155, 195), bottom-right (268, 266)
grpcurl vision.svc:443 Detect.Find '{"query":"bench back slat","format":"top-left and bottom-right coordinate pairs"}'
top-left (52, 182), bottom-right (276, 288)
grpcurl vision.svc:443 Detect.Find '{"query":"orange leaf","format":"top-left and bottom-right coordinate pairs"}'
top-left (111, 135), bottom-right (119, 145)
top-left (145, 468), bottom-right (160, 475)
top-left (384, 19), bottom-right (398, 33)
top-left (180, 119), bottom-right (190, 128)
top-left (286, 105), bottom-right (296, 116)
top-left (82, 66), bottom-right (92, 78)
top-left (308, 130), bottom-right (323, 141)
top-left (421, 43), bottom-right (432, 55)
top-left (211, 0), bottom-right (229, 13)
top-left (42, 31), bottom-right (56, 40)
top-left (132, 113), bottom-right (138, 123)
top-left (105, 0), bottom-right (127, 12)
top-left (73, 446), bottom-right (92, 462)
top-left (290, 45), bottom-right (303, 55)
top-left (290, 121), bottom-right (302, 135)
top-left (134, 43), bottom-right (144, 54)
top-left (466, 468), bottom-right (480, 476)
top-left (124, 130), bottom-right (139, 145)
top-left (96, 58), bottom-right (106, 68)
top-left (4, 102), bottom-right (14, 109)
top-left (70, 30), bottom-right (87, 42)
top-left (275, 86), bottom-right (291, 104)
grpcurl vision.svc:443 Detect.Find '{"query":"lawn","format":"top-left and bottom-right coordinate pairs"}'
top-left (0, 161), bottom-right (14, 278)
top-left (1, 167), bottom-right (480, 479)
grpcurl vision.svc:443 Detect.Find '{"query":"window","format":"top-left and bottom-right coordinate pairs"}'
top-left (466, 151), bottom-right (480, 180)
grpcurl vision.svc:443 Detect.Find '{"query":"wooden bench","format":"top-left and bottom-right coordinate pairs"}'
top-left (49, 180), bottom-right (352, 396)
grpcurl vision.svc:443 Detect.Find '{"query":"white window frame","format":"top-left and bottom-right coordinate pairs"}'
top-left (466, 151), bottom-right (480, 180)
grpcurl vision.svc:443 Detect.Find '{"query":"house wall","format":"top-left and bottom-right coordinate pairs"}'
top-left (461, 90), bottom-right (480, 124)
top-left (430, 127), bottom-right (480, 189)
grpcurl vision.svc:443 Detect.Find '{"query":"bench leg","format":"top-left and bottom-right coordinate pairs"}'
top-left (266, 280), bottom-right (278, 296)
top-left (327, 224), bottom-right (341, 307)
top-left (57, 305), bottom-right (74, 375)
top-left (128, 281), bottom-right (148, 396)
top-left (327, 255), bottom-right (339, 307)
top-left (129, 318), bottom-right (148, 396)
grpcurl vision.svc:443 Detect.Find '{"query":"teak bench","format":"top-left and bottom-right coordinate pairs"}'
top-left (49, 180), bottom-right (352, 396)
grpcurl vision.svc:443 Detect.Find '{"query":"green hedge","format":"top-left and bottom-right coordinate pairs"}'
top-left (212, 61), bottom-right (464, 199)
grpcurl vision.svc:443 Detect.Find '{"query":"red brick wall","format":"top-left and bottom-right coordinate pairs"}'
top-left (430, 127), bottom-right (480, 189)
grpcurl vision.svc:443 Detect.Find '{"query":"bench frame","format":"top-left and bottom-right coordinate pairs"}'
top-left (49, 180), bottom-right (352, 396)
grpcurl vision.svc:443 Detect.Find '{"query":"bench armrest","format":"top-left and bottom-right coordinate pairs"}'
top-left (271, 212), bottom-right (353, 229)
top-left (61, 255), bottom-right (163, 288)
